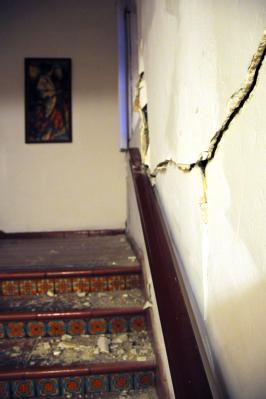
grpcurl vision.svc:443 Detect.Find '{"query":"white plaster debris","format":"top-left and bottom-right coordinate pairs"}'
top-left (97, 335), bottom-right (110, 354)
top-left (6, 289), bottom-right (145, 312)
top-left (143, 301), bottom-right (153, 310)
top-left (15, 331), bottom-right (154, 366)
top-left (46, 290), bottom-right (55, 297)
top-left (112, 334), bottom-right (128, 344)
top-left (61, 389), bottom-right (158, 398)
top-left (77, 292), bottom-right (86, 297)
top-left (42, 342), bottom-right (50, 350)
top-left (61, 334), bottom-right (72, 341)
top-left (49, 249), bottom-right (59, 254)
top-left (116, 389), bottom-right (157, 399)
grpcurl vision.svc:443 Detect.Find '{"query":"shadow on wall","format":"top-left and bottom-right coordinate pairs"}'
top-left (208, 278), bottom-right (266, 399)
top-left (164, 0), bottom-right (180, 19)
top-left (137, 0), bottom-right (156, 48)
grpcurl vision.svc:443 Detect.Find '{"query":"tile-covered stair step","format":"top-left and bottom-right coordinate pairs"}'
top-left (0, 332), bottom-right (156, 397)
top-left (0, 289), bottom-right (147, 338)
top-left (0, 235), bottom-right (142, 296)
top-left (0, 309), bottom-right (147, 339)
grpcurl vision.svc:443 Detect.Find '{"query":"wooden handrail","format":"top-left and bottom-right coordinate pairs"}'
top-left (129, 148), bottom-right (213, 398)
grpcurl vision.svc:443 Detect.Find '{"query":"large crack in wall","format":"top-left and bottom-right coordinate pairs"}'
top-left (141, 30), bottom-right (266, 223)
top-left (149, 30), bottom-right (265, 185)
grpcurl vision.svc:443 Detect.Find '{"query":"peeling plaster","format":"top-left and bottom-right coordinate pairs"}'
top-left (148, 30), bottom-right (266, 222)
top-left (134, 72), bottom-right (150, 163)
top-left (151, 30), bottom-right (266, 177)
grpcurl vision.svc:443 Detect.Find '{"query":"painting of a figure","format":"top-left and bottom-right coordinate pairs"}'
top-left (25, 58), bottom-right (72, 143)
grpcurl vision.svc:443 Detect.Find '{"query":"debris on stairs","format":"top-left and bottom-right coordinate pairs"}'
top-left (0, 233), bottom-right (159, 398)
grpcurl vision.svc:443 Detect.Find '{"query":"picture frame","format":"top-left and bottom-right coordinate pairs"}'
top-left (25, 58), bottom-right (72, 143)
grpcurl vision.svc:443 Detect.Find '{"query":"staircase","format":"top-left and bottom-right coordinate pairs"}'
top-left (0, 232), bottom-right (159, 399)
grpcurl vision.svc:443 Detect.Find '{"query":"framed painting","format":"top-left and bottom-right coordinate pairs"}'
top-left (25, 58), bottom-right (72, 143)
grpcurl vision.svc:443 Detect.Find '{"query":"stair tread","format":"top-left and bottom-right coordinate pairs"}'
top-left (0, 235), bottom-right (139, 270)
top-left (44, 388), bottom-right (158, 398)
top-left (0, 289), bottom-right (145, 314)
top-left (0, 332), bottom-right (154, 370)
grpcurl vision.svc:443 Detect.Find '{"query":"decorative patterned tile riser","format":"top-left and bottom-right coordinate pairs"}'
top-left (0, 315), bottom-right (146, 338)
top-left (0, 275), bottom-right (141, 296)
top-left (0, 371), bottom-right (155, 398)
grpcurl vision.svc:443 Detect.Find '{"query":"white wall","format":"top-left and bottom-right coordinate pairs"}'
top-left (0, 0), bottom-right (126, 232)
top-left (129, 0), bottom-right (266, 397)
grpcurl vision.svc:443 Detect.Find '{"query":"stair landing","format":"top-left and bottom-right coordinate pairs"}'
top-left (0, 234), bottom-right (139, 270)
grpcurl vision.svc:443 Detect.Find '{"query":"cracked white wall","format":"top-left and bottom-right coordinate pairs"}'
top-left (0, 0), bottom-right (126, 232)
top-left (128, 0), bottom-right (266, 397)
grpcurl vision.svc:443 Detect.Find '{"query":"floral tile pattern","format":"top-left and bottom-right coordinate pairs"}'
top-left (19, 280), bottom-right (37, 296)
top-left (37, 279), bottom-right (54, 295)
top-left (54, 279), bottom-right (72, 294)
top-left (27, 321), bottom-right (46, 338)
top-left (134, 371), bottom-right (155, 389)
top-left (1, 371), bottom-right (155, 398)
top-left (0, 274), bottom-right (142, 297)
top-left (12, 379), bottom-right (35, 398)
top-left (72, 278), bottom-right (90, 293)
top-left (62, 376), bottom-right (84, 395)
top-left (1, 281), bottom-right (19, 296)
top-left (0, 315), bottom-right (146, 339)
top-left (107, 275), bottom-right (126, 291)
top-left (90, 277), bottom-right (108, 292)
top-left (6, 322), bottom-right (25, 338)
top-left (86, 374), bottom-right (109, 393)
top-left (130, 316), bottom-right (146, 332)
top-left (88, 318), bottom-right (108, 335)
top-left (36, 378), bottom-right (59, 397)
top-left (67, 319), bottom-right (86, 336)
top-left (47, 320), bottom-right (67, 337)
top-left (109, 317), bottom-right (128, 334)
top-left (110, 373), bottom-right (133, 392)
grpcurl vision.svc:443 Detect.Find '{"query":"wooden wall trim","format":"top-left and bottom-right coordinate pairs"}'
top-left (129, 148), bottom-right (213, 399)
top-left (0, 266), bottom-right (141, 280)
top-left (0, 360), bottom-right (156, 380)
top-left (0, 229), bottom-right (125, 239)
top-left (0, 307), bottom-right (145, 322)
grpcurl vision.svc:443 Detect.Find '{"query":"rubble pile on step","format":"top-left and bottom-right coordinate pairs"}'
top-left (0, 289), bottom-right (145, 312)
top-left (2, 331), bottom-right (154, 367)
top-left (62, 388), bottom-right (157, 399)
